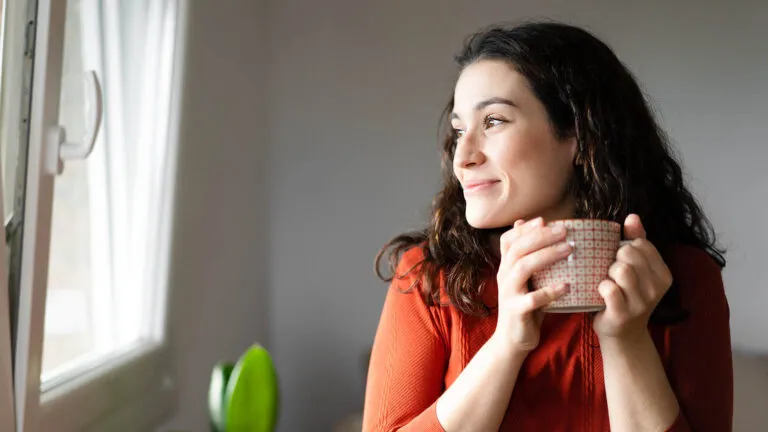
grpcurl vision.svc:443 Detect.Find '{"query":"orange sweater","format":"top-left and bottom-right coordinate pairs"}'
top-left (363, 245), bottom-right (733, 431)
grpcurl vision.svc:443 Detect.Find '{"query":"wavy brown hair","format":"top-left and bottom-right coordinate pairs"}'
top-left (375, 22), bottom-right (725, 324)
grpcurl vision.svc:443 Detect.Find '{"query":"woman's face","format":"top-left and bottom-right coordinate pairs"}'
top-left (451, 59), bottom-right (578, 229)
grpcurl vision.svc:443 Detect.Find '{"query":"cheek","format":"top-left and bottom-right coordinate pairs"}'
top-left (487, 132), bottom-right (536, 178)
top-left (490, 130), bottom-right (573, 190)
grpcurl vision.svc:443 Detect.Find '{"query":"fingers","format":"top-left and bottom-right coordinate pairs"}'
top-left (502, 219), bottom-right (568, 268)
top-left (499, 217), bottom-right (549, 272)
top-left (621, 239), bottom-right (673, 289)
top-left (596, 237), bottom-right (675, 338)
top-left (505, 240), bottom-right (573, 293)
top-left (498, 219), bottom-right (527, 281)
top-left (621, 214), bottom-right (670, 286)
top-left (597, 279), bottom-right (630, 319)
top-left (614, 244), bottom-right (654, 301)
top-left (518, 282), bottom-right (570, 313)
top-left (607, 260), bottom-right (646, 306)
top-left (499, 218), bottom-right (538, 257)
top-left (615, 240), bottom-right (672, 303)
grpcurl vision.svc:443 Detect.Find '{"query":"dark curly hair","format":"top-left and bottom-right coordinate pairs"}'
top-left (375, 21), bottom-right (725, 324)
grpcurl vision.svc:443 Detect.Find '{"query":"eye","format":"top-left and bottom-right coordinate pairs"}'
top-left (452, 127), bottom-right (466, 139)
top-left (484, 116), bottom-right (506, 129)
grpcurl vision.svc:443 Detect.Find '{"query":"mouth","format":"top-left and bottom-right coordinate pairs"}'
top-left (463, 179), bottom-right (501, 193)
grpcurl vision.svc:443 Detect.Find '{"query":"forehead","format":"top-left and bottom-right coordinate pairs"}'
top-left (453, 59), bottom-right (532, 110)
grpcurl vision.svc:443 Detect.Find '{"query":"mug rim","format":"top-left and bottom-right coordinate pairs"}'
top-left (546, 218), bottom-right (621, 227)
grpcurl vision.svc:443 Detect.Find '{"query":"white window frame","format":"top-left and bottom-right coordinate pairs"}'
top-left (0, 147), bottom-right (15, 432)
top-left (0, 253), bottom-right (15, 431)
top-left (10, 0), bottom-right (188, 430)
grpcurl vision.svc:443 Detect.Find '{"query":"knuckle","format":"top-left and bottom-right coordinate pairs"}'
top-left (513, 258), bottom-right (530, 276)
top-left (503, 245), bottom-right (520, 263)
top-left (544, 287), bottom-right (559, 302)
top-left (633, 238), bottom-right (648, 249)
top-left (500, 229), bottom-right (514, 246)
top-left (616, 245), bottom-right (632, 260)
top-left (614, 262), bottom-right (633, 280)
top-left (521, 293), bottom-right (537, 311)
top-left (597, 280), bottom-right (611, 294)
top-left (639, 283), bottom-right (655, 302)
top-left (652, 282), bottom-right (668, 300)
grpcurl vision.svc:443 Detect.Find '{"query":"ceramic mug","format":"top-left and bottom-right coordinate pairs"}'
top-left (531, 219), bottom-right (629, 313)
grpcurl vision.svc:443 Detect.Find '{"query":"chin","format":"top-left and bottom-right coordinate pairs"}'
top-left (465, 212), bottom-right (514, 230)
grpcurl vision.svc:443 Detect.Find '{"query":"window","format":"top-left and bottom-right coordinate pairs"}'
top-left (0, 0), bottom-right (185, 430)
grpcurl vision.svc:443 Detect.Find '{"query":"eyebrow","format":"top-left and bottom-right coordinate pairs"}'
top-left (450, 97), bottom-right (518, 120)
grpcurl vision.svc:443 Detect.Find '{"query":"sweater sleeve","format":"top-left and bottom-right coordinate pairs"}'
top-left (362, 248), bottom-right (447, 432)
top-left (664, 247), bottom-right (733, 432)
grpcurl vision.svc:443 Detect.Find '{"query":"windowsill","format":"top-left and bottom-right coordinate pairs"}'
top-left (37, 341), bottom-right (176, 431)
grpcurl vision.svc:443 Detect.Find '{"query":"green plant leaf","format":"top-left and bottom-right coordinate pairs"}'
top-left (224, 344), bottom-right (280, 432)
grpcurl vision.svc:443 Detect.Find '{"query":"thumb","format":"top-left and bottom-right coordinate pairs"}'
top-left (623, 213), bottom-right (646, 240)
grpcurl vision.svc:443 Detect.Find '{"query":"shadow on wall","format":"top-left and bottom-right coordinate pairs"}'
top-left (332, 348), bottom-right (371, 431)
top-left (733, 351), bottom-right (768, 430)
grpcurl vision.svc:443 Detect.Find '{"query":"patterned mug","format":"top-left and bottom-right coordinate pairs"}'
top-left (531, 219), bottom-right (629, 313)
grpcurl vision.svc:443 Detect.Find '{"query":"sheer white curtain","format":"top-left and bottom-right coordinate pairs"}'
top-left (89, 0), bottom-right (179, 357)
top-left (43, 0), bottom-right (179, 382)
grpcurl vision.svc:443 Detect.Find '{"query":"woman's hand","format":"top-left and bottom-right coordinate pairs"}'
top-left (593, 214), bottom-right (674, 341)
top-left (494, 217), bottom-right (574, 353)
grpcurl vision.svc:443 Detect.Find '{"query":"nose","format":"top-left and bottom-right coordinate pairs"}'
top-left (453, 131), bottom-right (486, 170)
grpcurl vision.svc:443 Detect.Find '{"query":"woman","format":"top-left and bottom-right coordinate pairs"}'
top-left (363, 22), bottom-right (732, 431)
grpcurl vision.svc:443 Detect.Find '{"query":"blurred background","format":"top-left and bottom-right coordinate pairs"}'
top-left (147, 0), bottom-right (767, 431)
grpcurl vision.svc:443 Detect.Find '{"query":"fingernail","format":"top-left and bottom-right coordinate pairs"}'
top-left (551, 225), bottom-right (565, 235)
top-left (533, 217), bottom-right (544, 226)
top-left (557, 242), bottom-right (572, 253)
top-left (567, 241), bottom-right (576, 262)
top-left (554, 283), bottom-right (570, 293)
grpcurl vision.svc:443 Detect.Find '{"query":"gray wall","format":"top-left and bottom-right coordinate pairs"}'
top-left (160, 0), bottom-right (269, 430)
top-left (159, 0), bottom-right (768, 430)
top-left (266, 0), bottom-right (768, 431)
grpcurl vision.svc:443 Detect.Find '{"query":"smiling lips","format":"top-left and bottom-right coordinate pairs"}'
top-left (463, 179), bottom-right (500, 193)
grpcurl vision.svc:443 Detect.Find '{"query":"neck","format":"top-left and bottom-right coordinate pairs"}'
top-left (489, 197), bottom-right (577, 257)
